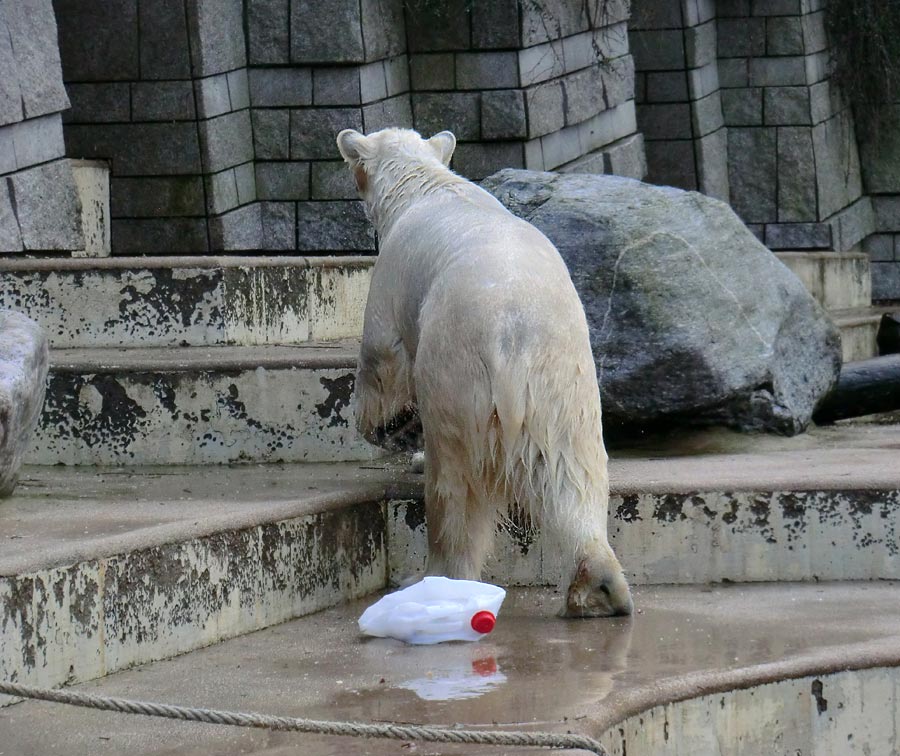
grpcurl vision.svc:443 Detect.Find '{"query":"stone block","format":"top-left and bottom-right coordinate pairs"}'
top-left (362, 95), bottom-right (413, 132)
top-left (638, 103), bottom-right (692, 140)
top-left (456, 52), bottom-right (519, 90)
top-left (292, 0), bottom-right (363, 62)
top-left (765, 86), bottom-right (811, 125)
top-left (564, 56), bottom-right (634, 125)
top-left (291, 108), bottom-right (363, 160)
top-left (718, 58), bottom-right (749, 88)
top-left (686, 20), bottom-right (717, 68)
top-left (683, 0), bottom-right (716, 26)
top-left (360, 0), bottom-right (405, 61)
top-left (645, 71), bottom-right (688, 103)
top-left (696, 128), bottom-right (730, 201)
top-left (578, 100), bottom-right (637, 152)
top-left (132, 81), bottom-right (196, 121)
top-left (187, 0), bottom-right (246, 76)
top-left (0, 311), bottom-right (48, 497)
top-left (540, 125), bottom-right (583, 170)
top-left (645, 138), bottom-right (697, 190)
top-left (766, 16), bottom-right (803, 55)
top-left (688, 62), bottom-right (720, 100)
top-left (110, 176), bottom-right (205, 217)
top-left (199, 110), bottom-right (254, 172)
top-left (873, 197), bottom-right (900, 233)
top-left (227, 69), bottom-right (250, 111)
top-left (482, 90), bottom-right (527, 140)
top-left (208, 203), bottom-right (262, 250)
top-left (405, 0), bottom-right (469, 52)
top-left (728, 127), bottom-right (776, 223)
top-left (410, 54), bottom-right (455, 91)
top-left (234, 161), bottom-right (257, 205)
top-left (252, 110), bottom-right (290, 160)
top-left (628, 1), bottom-right (683, 29)
top-left (260, 201), bottom-right (296, 250)
top-left (111, 217), bottom-right (208, 253)
top-left (11, 114), bottom-right (65, 169)
top-left (7, 159), bottom-right (83, 250)
top-left (804, 51), bottom-right (828, 84)
top-left (247, 0), bottom-right (289, 64)
top-left (718, 0), bottom-right (751, 16)
top-left (864, 234), bottom-right (895, 262)
top-left (138, 0), bottom-right (192, 79)
top-left (802, 11), bottom-right (828, 54)
top-left (590, 21), bottom-right (631, 62)
top-left (205, 169), bottom-right (239, 215)
top-left (777, 127), bottom-right (816, 222)
top-left (828, 197), bottom-right (874, 252)
top-left (0, 17), bottom-right (23, 127)
top-left (471, 0), bottom-right (519, 48)
top-left (630, 30), bottom-right (685, 71)
top-left (809, 80), bottom-right (837, 124)
top-left (295, 200), bottom-right (374, 251)
top-left (0, 182), bottom-right (23, 251)
top-left (872, 262), bottom-right (900, 301)
top-left (692, 91), bottom-right (724, 137)
top-left (563, 132), bottom-right (647, 180)
top-left (813, 111), bottom-right (863, 219)
top-left (249, 68), bottom-right (313, 107)
top-left (313, 68), bottom-right (362, 106)
top-left (749, 57), bottom-right (806, 87)
top-left (54, 0), bottom-right (139, 81)
top-left (520, 0), bottom-right (586, 45)
top-left (4, 0), bottom-right (69, 119)
top-left (70, 159), bottom-right (111, 257)
top-left (518, 40), bottom-right (566, 87)
top-left (636, 72), bottom-right (647, 103)
top-left (524, 137), bottom-right (544, 170)
top-left (453, 141), bottom-right (523, 180)
top-left (311, 161), bottom-right (357, 200)
top-left (384, 55), bottom-right (409, 97)
top-left (526, 81), bottom-right (565, 138)
top-left (717, 17), bottom-right (765, 58)
top-left (412, 93), bottom-right (479, 141)
top-left (0, 126), bottom-right (13, 174)
top-left (722, 88), bottom-right (762, 125)
top-left (359, 61), bottom-right (387, 103)
top-left (65, 122), bottom-right (201, 176)
top-left (752, 0), bottom-right (801, 14)
top-left (62, 83), bottom-right (130, 124)
top-left (859, 105), bottom-right (900, 194)
top-left (194, 74), bottom-right (230, 119)
top-left (764, 222), bottom-right (831, 249)
top-left (255, 162), bottom-right (310, 200)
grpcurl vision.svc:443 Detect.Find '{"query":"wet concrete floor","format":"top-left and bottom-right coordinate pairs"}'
top-left (3, 582), bottom-right (900, 755)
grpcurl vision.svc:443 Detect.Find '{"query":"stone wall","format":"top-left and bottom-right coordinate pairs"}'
top-left (0, 0), bottom-right (83, 254)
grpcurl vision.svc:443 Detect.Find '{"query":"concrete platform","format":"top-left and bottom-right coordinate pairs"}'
top-left (2, 582), bottom-right (899, 755)
top-left (0, 256), bottom-right (372, 348)
top-left (26, 341), bottom-right (380, 466)
top-left (2, 425), bottom-right (899, 698)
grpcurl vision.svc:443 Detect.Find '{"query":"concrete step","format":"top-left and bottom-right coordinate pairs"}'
top-left (2, 582), bottom-right (899, 755)
top-left (25, 341), bottom-right (380, 466)
top-left (3, 424), bottom-right (899, 697)
top-left (832, 306), bottom-right (882, 362)
top-left (0, 256), bottom-right (372, 348)
top-left (776, 250), bottom-right (871, 311)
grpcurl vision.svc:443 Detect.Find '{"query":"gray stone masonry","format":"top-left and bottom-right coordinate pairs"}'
top-left (729, 126), bottom-right (776, 223)
top-left (249, 68), bottom-right (312, 107)
top-left (255, 162), bottom-right (310, 201)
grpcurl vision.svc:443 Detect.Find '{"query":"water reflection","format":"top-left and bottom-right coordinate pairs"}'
top-left (398, 648), bottom-right (506, 701)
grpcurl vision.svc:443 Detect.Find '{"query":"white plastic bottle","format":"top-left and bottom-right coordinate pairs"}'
top-left (358, 576), bottom-right (507, 645)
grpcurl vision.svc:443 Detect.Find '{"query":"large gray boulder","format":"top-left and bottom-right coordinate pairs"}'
top-left (0, 310), bottom-right (49, 496)
top-left (482, 170), bottom-right (842, 438)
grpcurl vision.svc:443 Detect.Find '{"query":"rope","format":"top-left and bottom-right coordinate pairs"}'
top-left (0, 681), bottom-right (608, 755)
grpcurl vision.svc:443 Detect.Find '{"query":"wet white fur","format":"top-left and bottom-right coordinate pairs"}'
top-left (338, 128), bottom-right (630, 613)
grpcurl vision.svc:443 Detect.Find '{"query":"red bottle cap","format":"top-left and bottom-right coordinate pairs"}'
top-left (470, 611), bottom-right (496, 634)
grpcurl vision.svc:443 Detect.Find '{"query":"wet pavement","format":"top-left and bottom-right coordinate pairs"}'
top-left (3, 582), bottom-right (900, 755)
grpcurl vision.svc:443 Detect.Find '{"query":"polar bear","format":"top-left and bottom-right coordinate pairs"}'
top-left (337, 127), bottom-right (632, 617)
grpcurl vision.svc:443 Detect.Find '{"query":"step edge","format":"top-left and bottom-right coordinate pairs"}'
top-left (0, 255), bottom-right (376, 273)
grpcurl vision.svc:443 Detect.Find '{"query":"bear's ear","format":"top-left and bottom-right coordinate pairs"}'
top-left (337, 129), bottom-right (372, 165)
top-left (427, 131), bottom-right (456, 166)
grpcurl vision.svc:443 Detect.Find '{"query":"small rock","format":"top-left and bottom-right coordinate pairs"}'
top-left (0, 311), bottom-right (49, 497)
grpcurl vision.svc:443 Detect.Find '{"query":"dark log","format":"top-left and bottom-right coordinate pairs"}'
top-left (877, 313), bottom-right (900, 356)
top-left (813, 354), bottom-right (900, 424)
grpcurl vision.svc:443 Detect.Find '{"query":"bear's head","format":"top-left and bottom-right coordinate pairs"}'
top-left (336, 127), bottom-right (456, 205)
